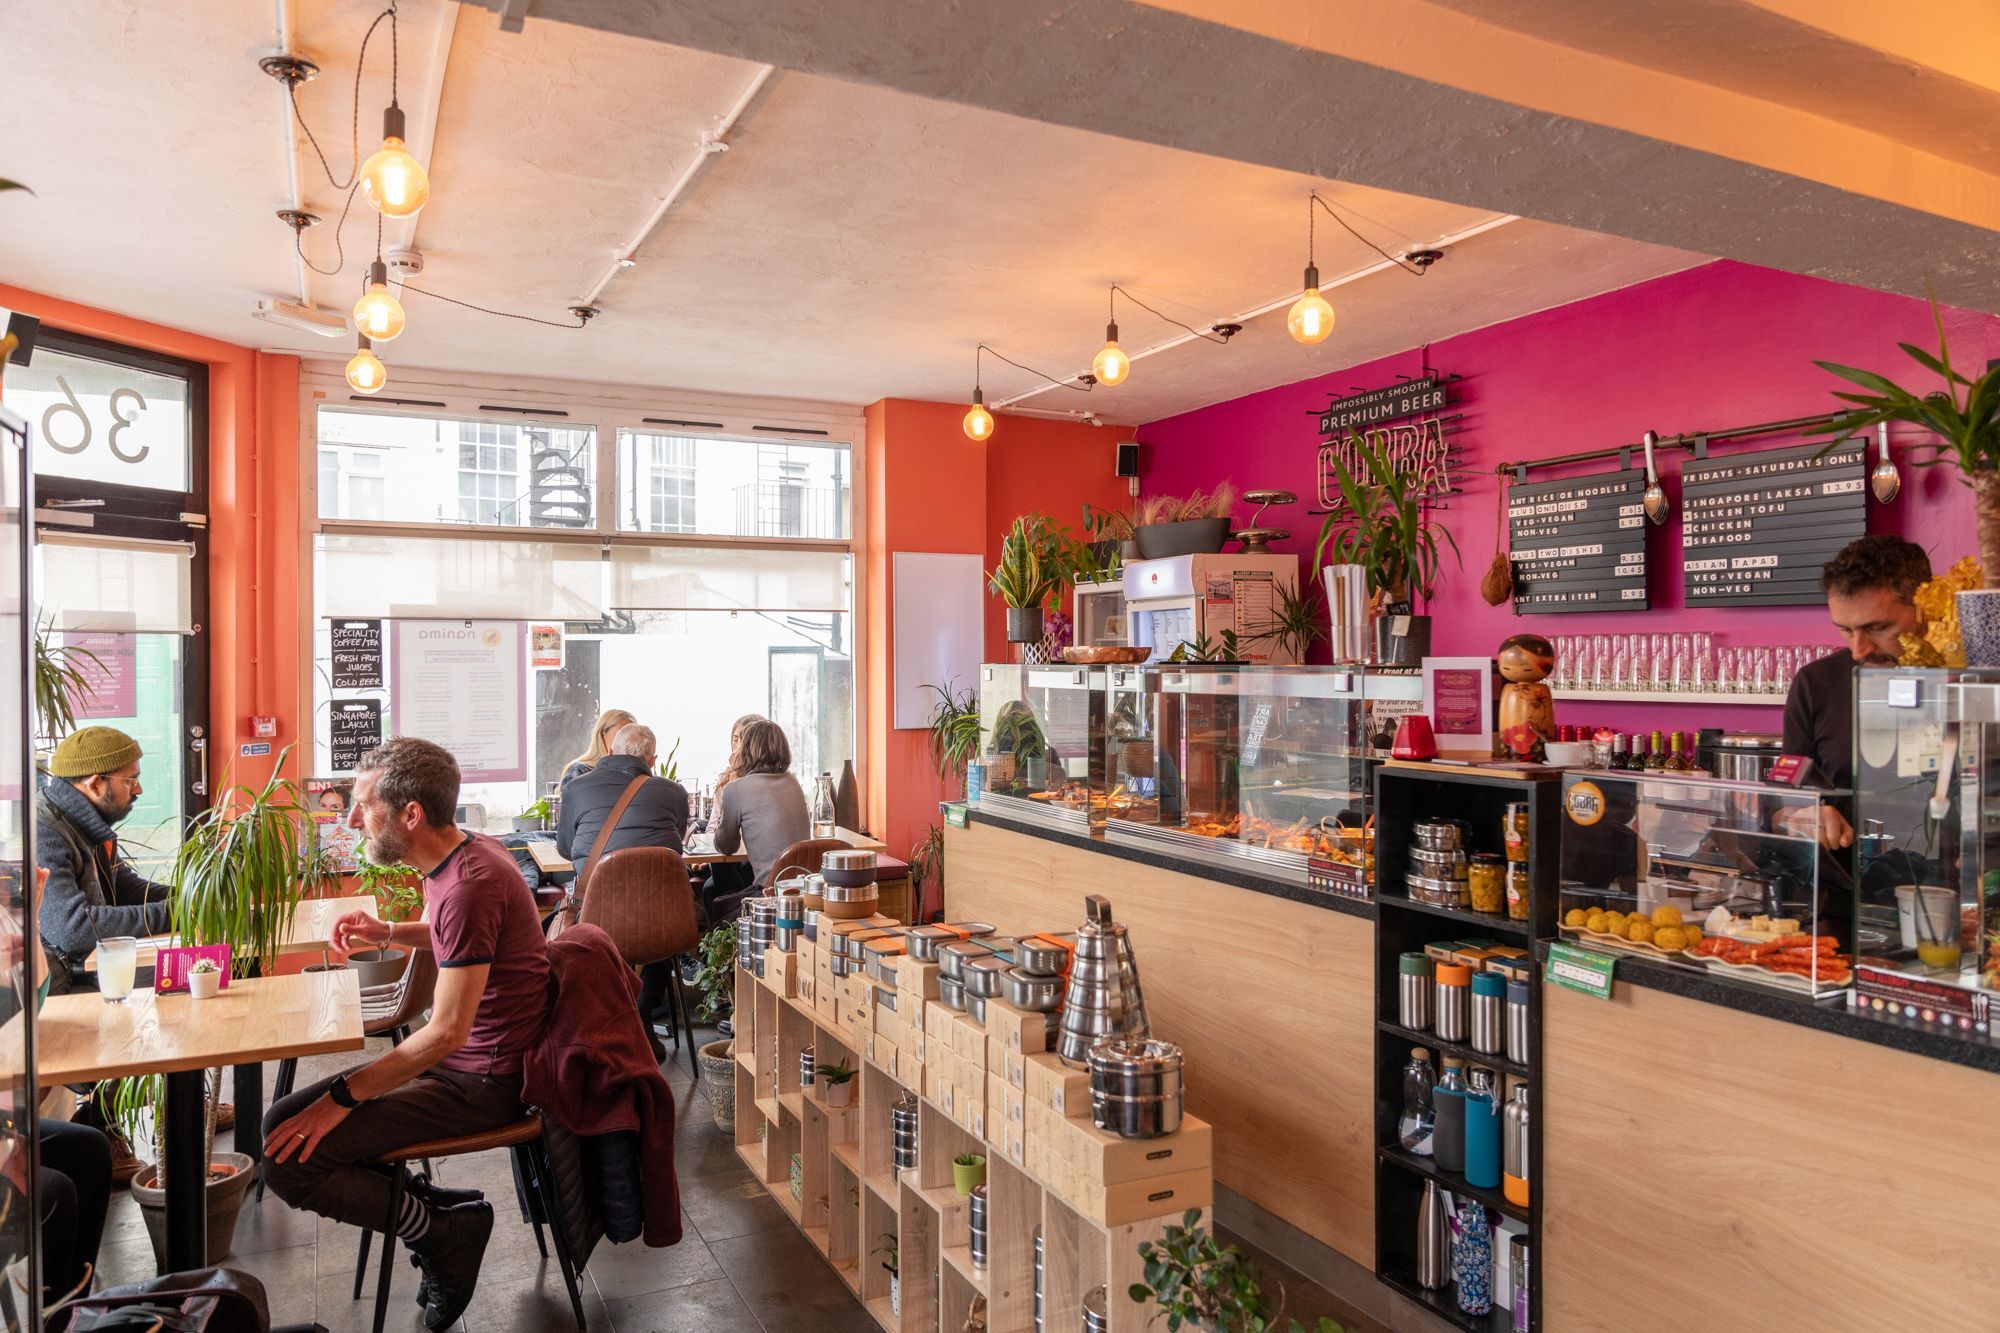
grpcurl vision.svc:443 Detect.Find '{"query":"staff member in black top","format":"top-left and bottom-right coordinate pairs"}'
top-left (1780, 534), bottom-right (1930, 849)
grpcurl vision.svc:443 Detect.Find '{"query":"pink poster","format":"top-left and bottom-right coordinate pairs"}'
top-left (67, 632), bottom-right (136, 719)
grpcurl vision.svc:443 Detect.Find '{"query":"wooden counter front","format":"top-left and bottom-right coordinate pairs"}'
top-left (1543, 980), bottom-right (2000, 1331)
top-left (944, 819), bottom-right (1376, 1269)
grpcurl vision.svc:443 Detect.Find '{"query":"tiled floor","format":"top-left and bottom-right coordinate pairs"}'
top-left (93, 1024), bottom-right (1373, 1332)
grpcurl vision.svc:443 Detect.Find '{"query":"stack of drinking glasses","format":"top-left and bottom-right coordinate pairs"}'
top-left (1551, 634), bottom-right (1839, 696)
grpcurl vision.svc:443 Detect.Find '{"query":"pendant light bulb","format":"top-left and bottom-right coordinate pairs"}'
top-left (963, 387), bottom-right (995, 441)
top-left (1287, 264), bottom-right (1334, 345)
top-left (345, 335), bottom-right (386, 394)
top-left (360, 105), bottom-right (430, 218)
top-left (352, 261), bottom-right (406, 342)
top-left (1092, 321), bottom-right (1130, 387)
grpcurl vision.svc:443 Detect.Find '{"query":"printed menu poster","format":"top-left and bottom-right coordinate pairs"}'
top-left (66, 632), bottom-right (136, 719)
top-left (391, 620), bottom-right (527, 782)
top-left (330, 619), bottom-right (384, 690)
top-left (1423, 657), bottom-right (1495, 753)
top-left (329, 699), bottom-right (383, 773)
top-left (529, 623), bottom-right (563, 670)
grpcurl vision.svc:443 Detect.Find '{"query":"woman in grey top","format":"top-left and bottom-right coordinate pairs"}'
top-left (711, 719), bottom-right (809, 889)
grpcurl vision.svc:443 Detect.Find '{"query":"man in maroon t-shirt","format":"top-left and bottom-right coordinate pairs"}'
top-left (263, 737), bottom-right (551, 1331)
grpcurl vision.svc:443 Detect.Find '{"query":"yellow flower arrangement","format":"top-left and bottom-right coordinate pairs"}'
top-left (1900, 557), bottom-right (1984, 668)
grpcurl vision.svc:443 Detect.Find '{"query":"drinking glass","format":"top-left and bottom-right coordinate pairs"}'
top-left (1591, 634), bottom-right (1611, 691)
top-left (99, 936), bottom-right (138, 1003)
top-left (1629, 633), bottom-right (1648, 689)
top-left (1691, 632), bottom-right (1713, 691)
top-left (1670, 633), bottom-right (1692, 691)
top-left (1650, 633), bottom-right (1671, 690)
top-left (1776, 646), bottom-right (1799, 689)
top-left (1611, 635), bottom-right (1632, 691)
top-left (1752, 647), bottom-right (1775, 694)
top-left (1716, 646), bottom-right (1737, 693)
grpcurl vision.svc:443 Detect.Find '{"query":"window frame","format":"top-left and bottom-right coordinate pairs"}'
top-left (295, 362), bottom-right (869, 805)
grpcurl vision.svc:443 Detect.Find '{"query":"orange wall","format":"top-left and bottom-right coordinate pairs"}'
top-left (0, 286), bottom-right (304, 793)
top-left (863, 398), bottom-right (1131, 873)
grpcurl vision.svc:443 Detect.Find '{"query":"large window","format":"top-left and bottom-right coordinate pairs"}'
top-left (308, 386), bottom-right (860, 834)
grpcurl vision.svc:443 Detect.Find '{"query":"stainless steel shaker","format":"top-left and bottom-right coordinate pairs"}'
top-left (1033, 1228), bottom-right (1044, 1333)
top-left (1470, 971), bottom-right (1506, 1056)
top-left (1506, 979), bottom-right (1531, 1065)
top-left (1397, 952), bottom-right (1432, 1030)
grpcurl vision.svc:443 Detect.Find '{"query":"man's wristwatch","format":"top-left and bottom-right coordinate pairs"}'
top-left (327, 1074), bottom-right (362, 1108)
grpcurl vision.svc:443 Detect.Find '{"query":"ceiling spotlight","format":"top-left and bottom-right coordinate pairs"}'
top-left (964, 387), bottom-right (994, 442)
top-left (251, 298), bottom-right (348, 338)
top-left (346, 335), bottom-right (386, 394)
top-left (353, 260), bottom-right (406, 341)
top-left (360, 103), bottom-right (430, 217)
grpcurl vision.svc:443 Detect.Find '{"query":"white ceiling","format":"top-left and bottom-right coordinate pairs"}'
top-left (0, 1), bottom-right (1705, 423)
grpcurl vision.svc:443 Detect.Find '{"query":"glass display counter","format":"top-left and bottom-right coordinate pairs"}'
top-left (1557, 770), bottom-right (1854, 996)
top-left (1103, 665), bottom-right (1422, 888)
top-left (974, 662), bottom-right (1110, 831)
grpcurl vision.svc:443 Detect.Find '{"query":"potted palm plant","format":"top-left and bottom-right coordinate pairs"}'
top-left (923, 680), bottom-right (981, 799)
top-left (989, 513), bottom-right (1070, 644)
top-left (32, 621), bottom-right (101, 752)
top-left (1314, 433), bottom-right (1458, 665)
top-left (1811, 306), bottom-right (2000, 662)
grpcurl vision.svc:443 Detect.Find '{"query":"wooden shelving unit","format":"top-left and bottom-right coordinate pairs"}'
top-left (1371, 765), bottom-right (1558, 1333)
top-left (732, 949), bottom-right (1208, 1333)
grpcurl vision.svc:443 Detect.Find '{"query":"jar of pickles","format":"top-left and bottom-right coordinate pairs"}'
top-left (1506, 861), bottom-right (1531, 920)
top-left (1503, 803), bottom-right (1530, 863)
top-left (1468, 854), bottom-right (1507, 915)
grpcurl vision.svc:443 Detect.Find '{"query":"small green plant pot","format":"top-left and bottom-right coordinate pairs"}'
top-left (953, 1153), bottom-right (986, 1196)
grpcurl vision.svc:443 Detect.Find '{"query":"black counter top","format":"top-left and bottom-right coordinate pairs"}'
top-left (1534, 940), bottom-right (2000, 1075)
top-left (965, 805), bottom-right (1377, 923)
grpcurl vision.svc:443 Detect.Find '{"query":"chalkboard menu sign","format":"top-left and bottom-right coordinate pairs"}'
top-left (330, 619), bottom-right (383, 690)
top-left (1507, 468), bottom-right (1649, 613)
top-left (329, 699), bottom-right (383, 773)
top-left (1682, 439), bottom-right (1866, 606)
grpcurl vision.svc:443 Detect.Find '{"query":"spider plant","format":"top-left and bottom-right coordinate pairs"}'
top-left (32, 621), bottom-right (103, 747)
top-left (1313, 432), bottom-right (1458, 604)
top-left (169, 743), bottom-right (331, 977)
top-left (988, 513), bottom-right (1069, 610)
top-left (923, 680), bottom-right (981, 794)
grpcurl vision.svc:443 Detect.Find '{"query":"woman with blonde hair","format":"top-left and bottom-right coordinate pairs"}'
top-left (715, 713), bottom-right (768, 794)
top-left (560, 707), bottom-right (637, 789)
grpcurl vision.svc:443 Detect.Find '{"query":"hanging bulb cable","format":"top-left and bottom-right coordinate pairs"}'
top-left (1093, 288), bottom-right (1128, 387)
top-left (964, 344), bottom-right (1095, 440)
top-left (346, 334), bottom-right (386, 393)
top-left (1288, 192), bottom-right (1443, 346)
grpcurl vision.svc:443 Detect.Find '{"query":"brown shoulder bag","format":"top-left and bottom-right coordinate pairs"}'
top-left (545, 775), bottom-right (646, 943)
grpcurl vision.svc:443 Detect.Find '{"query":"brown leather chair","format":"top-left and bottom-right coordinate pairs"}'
top-left (579, 845), bottom-right (701, 1071)
top-left (767, 837), bottom-right (850, 888)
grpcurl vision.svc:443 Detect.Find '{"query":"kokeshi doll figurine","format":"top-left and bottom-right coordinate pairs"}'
top-left (1496, 633), bottom-right (1556, 761)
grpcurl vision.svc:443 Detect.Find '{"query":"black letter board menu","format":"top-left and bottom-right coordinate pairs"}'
top-left (1507, 468), bottom-right (1649, 612)
top-left (330, 619), bottom-right (383, 690)
top-left (329, 699), bottom-right (383, 773)
top-left (1681, 439), bottom-right (1866, 606)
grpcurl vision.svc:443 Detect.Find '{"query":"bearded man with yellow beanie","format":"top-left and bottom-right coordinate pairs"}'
top-left (37, 725), bottom-right (171, 994)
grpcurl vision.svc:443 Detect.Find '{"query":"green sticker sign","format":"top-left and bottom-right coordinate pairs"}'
top-left (1545, 942), bottom-right (1617, 1000)
top-left (944, 802), bottom-right (969, 828)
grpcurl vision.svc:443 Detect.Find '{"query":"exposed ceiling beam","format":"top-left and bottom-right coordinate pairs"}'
top-left (502, 0), bottom-right (2000, 313)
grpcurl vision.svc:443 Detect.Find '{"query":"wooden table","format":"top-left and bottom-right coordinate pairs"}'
top-left (526, 826), bottom-right (887, 874)
top-left (83, 895), bottom-right (382, 972)
top-left (12, 971), bottom-right (365, 1271)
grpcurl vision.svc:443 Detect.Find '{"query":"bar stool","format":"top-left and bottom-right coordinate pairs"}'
top-left (357, 1114), bottom-right (587, 1333)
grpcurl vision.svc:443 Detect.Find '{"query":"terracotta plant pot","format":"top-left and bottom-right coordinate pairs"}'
top-left (698, 1039), bottom-right (737, 1133)
top-left (1134, 517), bottom-right (1229, 559)
top-left (132, 1152), bottom-right (255, 1268)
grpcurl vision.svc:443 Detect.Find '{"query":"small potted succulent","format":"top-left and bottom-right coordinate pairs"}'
top-left (187, 958), bottom-right (222, 1001)
top-left (953, 1152), bottom-right (986, 1196)
top-left (990, 513), bottom-right (1070, 644)
top-left (817, 1057), bottom-right (857, 1108)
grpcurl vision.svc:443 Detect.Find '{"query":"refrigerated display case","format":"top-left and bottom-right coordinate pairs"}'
top-left (1104, 665), bottom-right (1423, 889)
top-left (974, 662), bottom-right (1111, 831)
top-left (1556, 770), bottom-right (1855, 996)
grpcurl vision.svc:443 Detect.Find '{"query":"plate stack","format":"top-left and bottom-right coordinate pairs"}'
top-left (820, 849), bottom-right (879, 920)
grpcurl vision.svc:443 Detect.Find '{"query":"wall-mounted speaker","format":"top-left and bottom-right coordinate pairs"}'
top-left (1115, 441), bottom-right (1140, 478)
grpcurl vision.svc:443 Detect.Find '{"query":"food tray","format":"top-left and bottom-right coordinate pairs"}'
top-left (1561, 924), bottom-right (1689, 959)
top-left (1679, 950), bottom-right (1852, 994)
top-left (1061, 645), bottom-right (1151, 665)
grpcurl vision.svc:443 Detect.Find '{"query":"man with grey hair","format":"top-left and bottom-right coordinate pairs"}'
top-left (554, 720), bottom-right (691, 1031)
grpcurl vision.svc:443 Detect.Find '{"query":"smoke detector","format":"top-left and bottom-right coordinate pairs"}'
top-left (386, 247), bottom-right (425, 278)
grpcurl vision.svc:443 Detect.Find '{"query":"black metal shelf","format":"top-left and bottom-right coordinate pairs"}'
top-left (1376, 1019), bottom-right (1529, 1080)
top-left (1379, 1266), bottom-right (1516, 1333)
top-left (1376, 894), bottom-right (1533, 936)
top-left (1378, 1144), bottom-right (1527, 1223)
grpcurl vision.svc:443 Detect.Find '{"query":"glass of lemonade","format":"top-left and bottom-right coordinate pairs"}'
top-left (99, 937), bottom-right (138, 1003)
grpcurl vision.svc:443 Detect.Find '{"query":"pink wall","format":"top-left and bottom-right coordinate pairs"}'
top-left (1136, 260), bottom-right (2000, 734)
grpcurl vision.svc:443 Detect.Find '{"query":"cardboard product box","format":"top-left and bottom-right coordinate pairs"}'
top-left (1024, 1052), bottom-right (1089, 1118)
top-left (1423, 940), bottom-right (1465, 965)
top-left (1002, 1082), bottom-right (1025, 1131)
top-left (762, 949), bottom-right (797, 996)
top-left (875, 1009), bottom-right (903, 1050)
top-left (1449, 945), bottom-right (1499, 971)
top-left (926, 1000), bottom-right (951, 1041)
top-left (983, 997), bottom-right (1054, 1054)
top-left (969, 1097), bottom-right (985, 1140)
top-left (896, 956), bottom-right (942, 1001)
top-left (951, 1013), bottom-right (987, 1065)
top-left (1068, 1113), bottom-right (1212, 1185)
top-left (1071, 1167), bottom-right (1214, 1228)
top-left (1485, 955), bottom-right (1532, 985)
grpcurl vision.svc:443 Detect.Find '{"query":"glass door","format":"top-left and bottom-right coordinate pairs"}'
top-left (4, 330), bottom-right (209, 855)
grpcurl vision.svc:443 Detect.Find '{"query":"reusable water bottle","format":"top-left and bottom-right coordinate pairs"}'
top-left (1463, 1068), bottom-right (1501, 1190)
top-left (1432, 1058), bottom-right (1468, 1174)
top-left (1398, 1047), bottom-right (1436, 1157)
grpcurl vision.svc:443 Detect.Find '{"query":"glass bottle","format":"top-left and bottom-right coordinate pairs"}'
top-left (1665, 732), bottom-right (1688, 772)
top-left (1628, 733), bottom-right (1648, 771)
top-left (1610, 733), bottom-right (1629, 772)
top-left (1399, 1046), bottom-right (1437, 1157)
top-left (812, 772), bottom-right (837, 838)
top-left (1645, 730), bottom-right (1667, 771)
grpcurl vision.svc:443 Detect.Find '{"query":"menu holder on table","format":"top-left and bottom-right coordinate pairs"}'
top-left (155, 944), bottom-right (232, 994)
